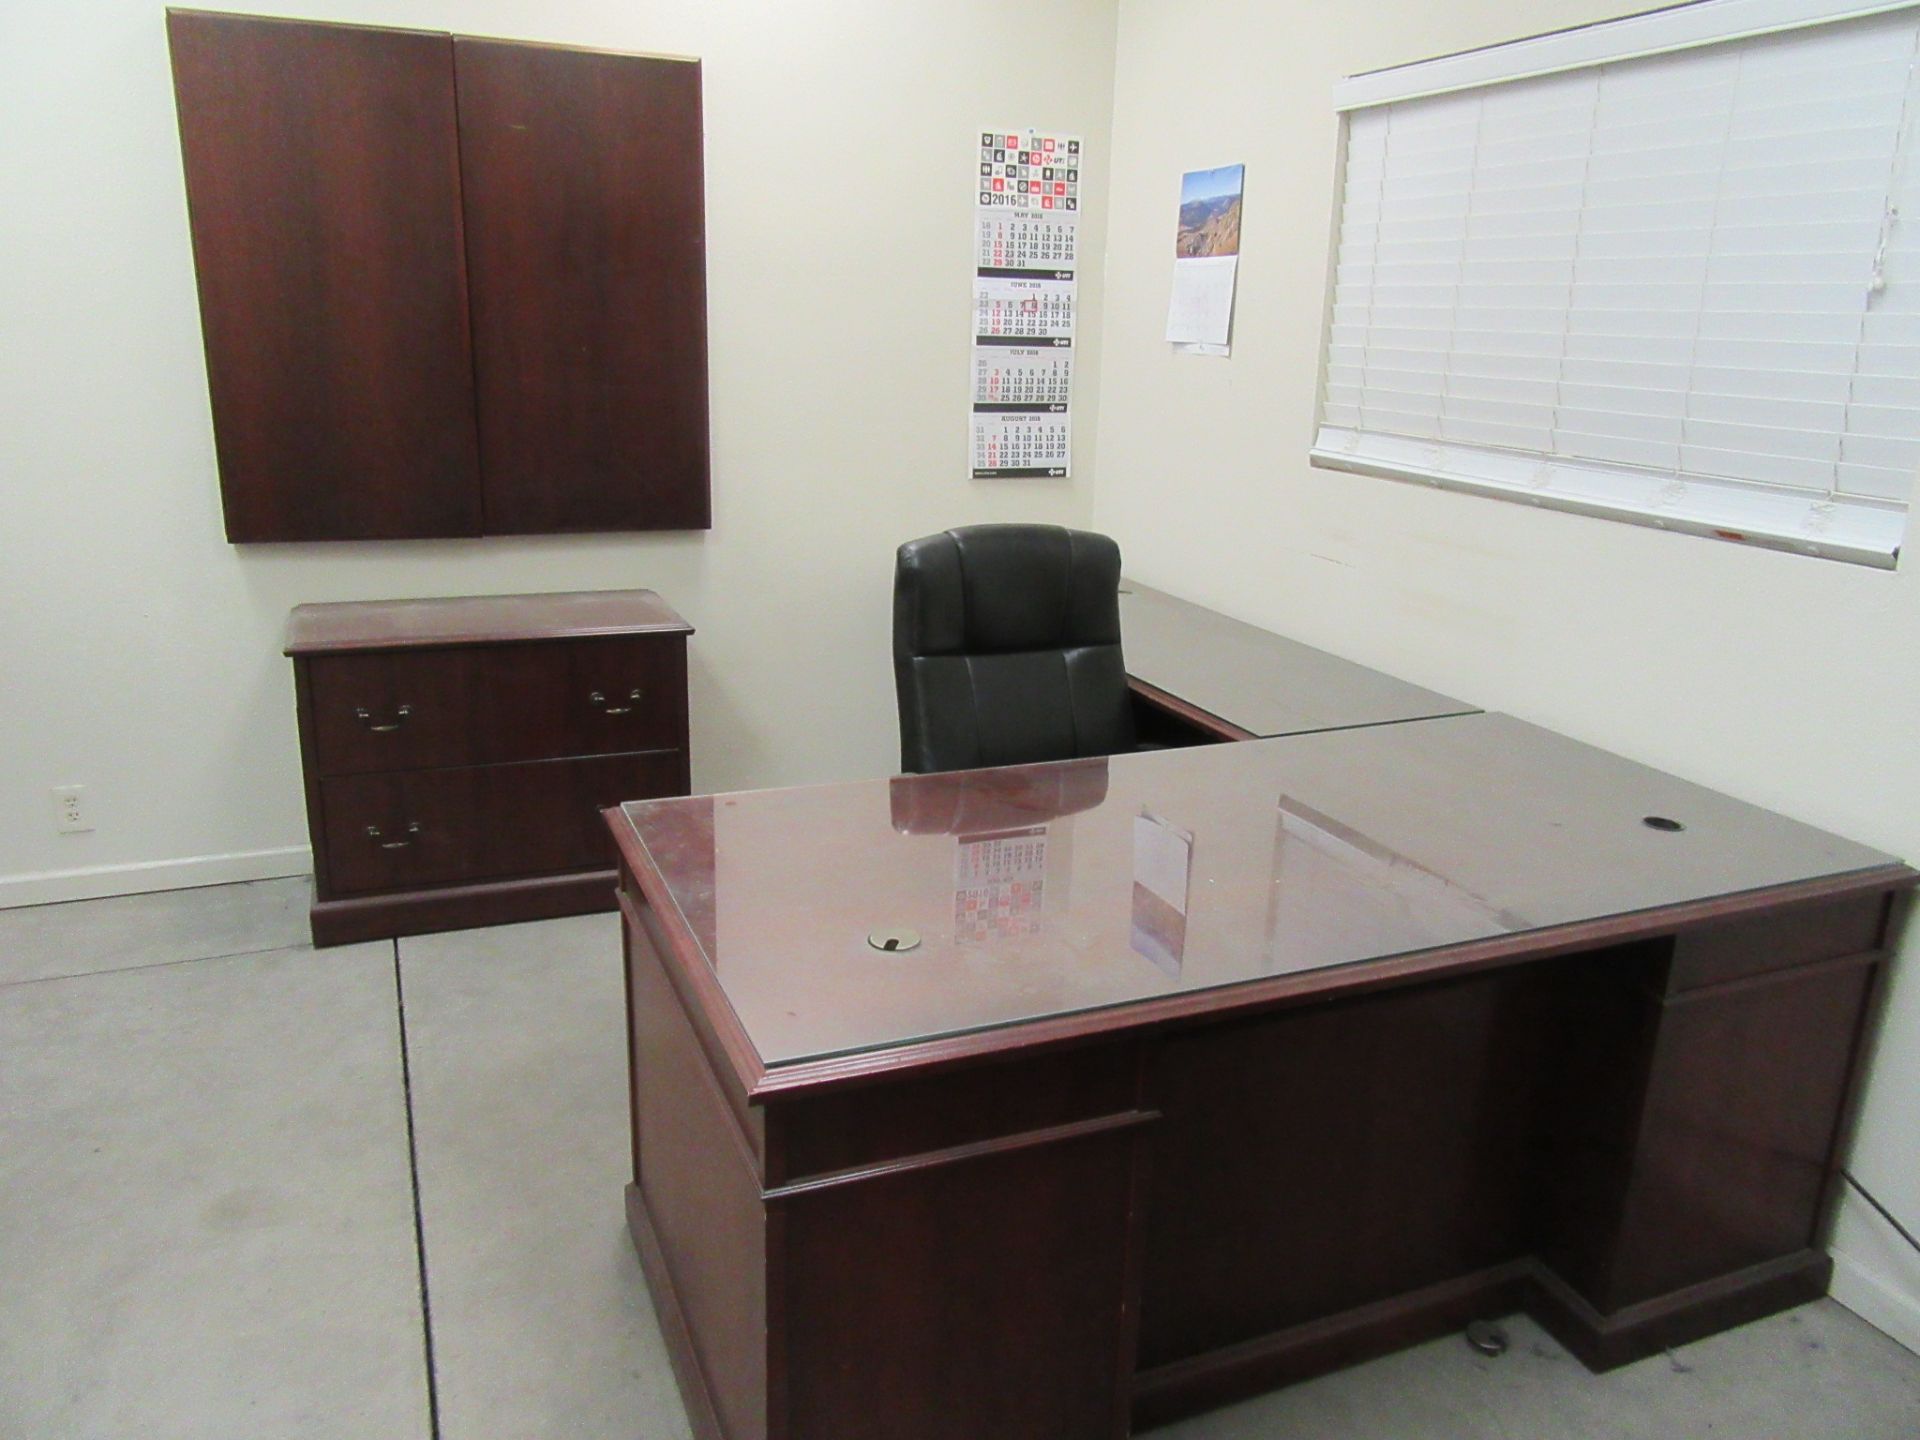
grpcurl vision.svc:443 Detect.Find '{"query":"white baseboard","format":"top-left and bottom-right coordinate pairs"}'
top-left (1831, 1247), bottom-right (1920, 1358)
top-left (0, 846), bottom-right (312, 910)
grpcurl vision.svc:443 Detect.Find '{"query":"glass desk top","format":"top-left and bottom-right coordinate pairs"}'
top-left (1119, 581), bottom-right (1475, 736)
top-left (616, 713), bottom-right (1898, 1069)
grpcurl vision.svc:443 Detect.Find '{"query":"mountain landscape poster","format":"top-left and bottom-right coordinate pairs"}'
top-left (1167, 163), bottom-right (1245, 353)
top-left (1176, 164), bottom-right (1244, 258)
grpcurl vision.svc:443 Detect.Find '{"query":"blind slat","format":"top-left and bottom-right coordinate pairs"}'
top-left (1320, 6), bottom-right (1920, 539)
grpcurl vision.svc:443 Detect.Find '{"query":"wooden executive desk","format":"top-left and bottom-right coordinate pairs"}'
top-left (608, 714), bottom-right (1912, 1440)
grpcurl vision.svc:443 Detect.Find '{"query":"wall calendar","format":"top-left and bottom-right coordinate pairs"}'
top-left (972, 128), bottom-right (1081, 478)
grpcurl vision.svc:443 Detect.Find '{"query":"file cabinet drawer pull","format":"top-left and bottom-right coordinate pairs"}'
top-left (591, 688), bottom-right (643, 716)
top-left (354, 704), bottom-right (413, 733)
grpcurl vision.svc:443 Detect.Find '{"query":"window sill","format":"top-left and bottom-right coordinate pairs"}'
top-left (1310, 429), bottom-right (1906, 571)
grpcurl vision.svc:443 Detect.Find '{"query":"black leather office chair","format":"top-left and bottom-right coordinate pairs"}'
top-left (892, 524), bottom-right (1138, 773)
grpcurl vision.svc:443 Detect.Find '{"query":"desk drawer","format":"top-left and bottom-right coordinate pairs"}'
top-left (319, 749), bottom-right (682, 896)
top-left (1666, 893), bottom-right (1890, 993)
top-left (306, 636), bottom-right (684, 775)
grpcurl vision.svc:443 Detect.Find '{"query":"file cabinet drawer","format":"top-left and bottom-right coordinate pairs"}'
top-left (306, 635), bottom-right (684, 775)
top-left (320, 750), bottom-right (683, 897)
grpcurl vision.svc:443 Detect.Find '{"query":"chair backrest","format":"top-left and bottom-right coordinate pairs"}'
top-left (892, 524), bottom-right (1136, 773)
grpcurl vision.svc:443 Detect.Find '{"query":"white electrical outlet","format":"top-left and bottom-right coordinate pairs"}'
top-left (52, 785), bottom-right (92, 834)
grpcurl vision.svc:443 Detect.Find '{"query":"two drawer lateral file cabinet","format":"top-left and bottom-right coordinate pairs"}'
top-left (288, 590), bottom-right (691, 946)
top-left (608, 714), bottom-right (1911, 1440)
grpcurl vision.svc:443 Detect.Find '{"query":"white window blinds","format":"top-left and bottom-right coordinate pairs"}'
top-left (1315, 1), bottom-right (1920, 567)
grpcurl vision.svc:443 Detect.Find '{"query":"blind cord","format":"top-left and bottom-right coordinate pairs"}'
top-left (1838, 22), bottom-right (1920, 496)
top-left (1867, 28), bottom-right (1920, 300)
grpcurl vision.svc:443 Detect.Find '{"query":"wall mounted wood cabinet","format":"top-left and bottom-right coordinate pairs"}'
top-left (167, 10), bottom-right (710, 542)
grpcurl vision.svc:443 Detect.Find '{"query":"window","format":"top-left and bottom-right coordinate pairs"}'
top-left (1314, 0), bottom-right (1920, 568)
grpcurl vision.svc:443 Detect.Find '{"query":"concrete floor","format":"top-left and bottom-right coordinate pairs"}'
top-left (3, 879), bottom-right (1918, 1439)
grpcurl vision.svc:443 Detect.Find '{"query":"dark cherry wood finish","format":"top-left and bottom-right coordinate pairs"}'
top-left (317, 870), bottom-right (622, 950)
top-left (1128, 678), bottom-right (1253, 746)
top-left (167, 10), bottom-right (483, 542)
top-left (285, 587), bottom-right (694, 653)
top-left (1135, 966), bottom-right (1563, 1370)
top-left (305, 638), bottom-right (684, 775)
top-left (1131, 900), bottom-right (1896, 1421)
top-left (320, 751), bottom-right (682, 895)
top-left (622, 886), bottom-right (1152, 1440)
top-left (289, 590), bottom-right (691, 946)
top-left (168, 13), bottom-right (711, 542)
top-left (1118, 580), bottom-right (1476, 741)
top-left (455, 40), bottom-right (710, 534)
top-left (607, 730), bottom-right (1914, 1438)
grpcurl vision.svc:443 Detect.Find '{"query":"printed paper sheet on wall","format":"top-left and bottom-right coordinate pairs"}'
top-left (1167, 163), bottom-right (1244, 357)
top-left (973, 129), bottom-right (1081, 477)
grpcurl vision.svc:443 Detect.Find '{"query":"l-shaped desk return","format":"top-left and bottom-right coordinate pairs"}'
top-left (608, 586), bottom-right (1914, 1440)
top-left (1118, 580), bottom-right (1477, 742)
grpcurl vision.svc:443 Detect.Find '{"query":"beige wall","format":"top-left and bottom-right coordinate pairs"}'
top-left (0, 0), bottom-right (1115, 902)
top-left (1095, 0), bottom-right (1920, 1352)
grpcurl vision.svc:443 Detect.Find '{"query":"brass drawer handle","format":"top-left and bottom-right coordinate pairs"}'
top-left (354, 704), bottom-right (413, 733)
top-left (366, 821), bottom-right (422, 850)
top-left (590, 688), bottom-right (643, 716)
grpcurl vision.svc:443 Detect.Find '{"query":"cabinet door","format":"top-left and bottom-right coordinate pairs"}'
top-left (454, 40), bottom-right (711, 534)
top-left (168, 12), bottom-right (483, 541)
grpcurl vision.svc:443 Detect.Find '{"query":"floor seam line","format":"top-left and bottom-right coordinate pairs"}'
top-left (0, 938), bottom-right (316, 991)
top-left (394, 938), bottom-right (444, 1440)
